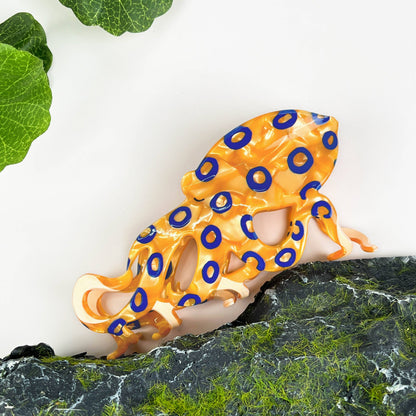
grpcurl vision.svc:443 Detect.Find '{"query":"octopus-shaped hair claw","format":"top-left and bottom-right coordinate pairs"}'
top-left (73, 110), bottom-right (376, 359)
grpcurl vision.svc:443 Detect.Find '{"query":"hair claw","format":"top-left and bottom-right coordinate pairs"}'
top-left (73, 110), bottom-right (376, 359)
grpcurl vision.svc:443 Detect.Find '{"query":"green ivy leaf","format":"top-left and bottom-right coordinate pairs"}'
top-left (0, 43), bottom-right (52, 172)
top-left (0, 13), bottom-right (52, 73)
top-left (59, 0), bottom-right (173, 36)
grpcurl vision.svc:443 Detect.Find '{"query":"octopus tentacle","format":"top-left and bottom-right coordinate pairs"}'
top-left (304, 190), bottom-right (354, 261)
top-left (107, 330), bottom-right (141, 360)
top-left (342, 227), bottom-right (377, 253)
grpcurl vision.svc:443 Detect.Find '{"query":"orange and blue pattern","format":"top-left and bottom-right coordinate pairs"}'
top-left (73, 110), bottom-right (376, 359)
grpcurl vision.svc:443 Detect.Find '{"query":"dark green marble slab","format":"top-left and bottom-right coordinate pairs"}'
top-left (1, 256), bottom-right (415, 415)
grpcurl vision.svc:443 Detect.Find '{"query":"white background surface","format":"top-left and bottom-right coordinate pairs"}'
top-left (0, 0), bottom-right (415, 358)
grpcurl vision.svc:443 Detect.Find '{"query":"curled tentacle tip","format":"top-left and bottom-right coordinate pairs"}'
top-left (363, 244), bottom-right (378, 252)
top-left (327, 249), bottom-right (345, 262)
top-left (152, 333), bottom-right (162, 340)
top-left (107, 352), bottom-right (119, 360)
top-left (223, 298), bottom-right (236, 308)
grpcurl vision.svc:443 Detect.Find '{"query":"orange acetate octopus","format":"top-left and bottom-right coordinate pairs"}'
top-left (73, 110), bottom-right (376, 359)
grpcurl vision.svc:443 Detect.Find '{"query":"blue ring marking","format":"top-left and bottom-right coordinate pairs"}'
top-left (272, 110), bottom-right (298, 130)
top-left (137, 264), bottom-right (142, 276)
top-left (300, 181), bottom-right (322, 200)
top-left (224, 126), bottom-right (252, 150)
top-left (195, 157), bottom-right (219, 182)
top-left (334, 159), bottom-right (337, 166)
top-left (322, 131), bottom-right (338, 150)
top-left (291, 221), bottom-right (304, 241)
top-left (169, 206), bottom-right (192, 228)
top-left (240, 215), bottom-right (257, 240)
top-left (136, 225), bottom-right (156, 244)
top-left (126, 320), bottom-right (141, 330)
top-left (130, 287), bottom-right (148, 313)
top-left (312, 201), bottom-right (332, 219)
top-left (108, 318), bottom-right (126, 336)
top-left (165, 262), bottom-right (173, 280)
top-left (201, 225), bottom-right (222, 249)
top-left (311, 112), bottom-right (330, 125)
top-left (242, 251), bottom-right (265, 271)
top-left (202, 261), bottom-right (220, 284)
top-left (210, 192), bottom-right (233, 214)
top-left (275, 248), bottom-right (297, 267)
top-left (147, 253), bottom-right (164, 278)
top-left (287, 147), bottom-right (314, 174)
top-left (126, 258), bottom-right (131, 270)
top-left (178, 294), bottom-right (202, 307)
top-left (246, 166), bottom-right (272, 192)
